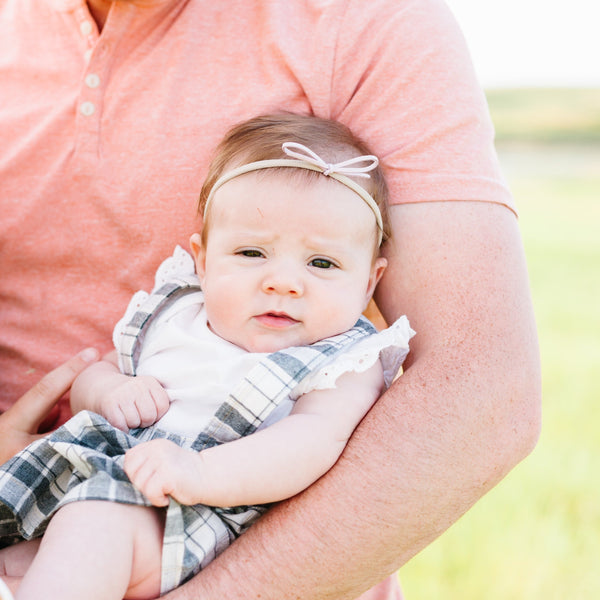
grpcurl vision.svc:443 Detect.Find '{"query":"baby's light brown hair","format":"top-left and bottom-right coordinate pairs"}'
top-left (198, 114), bottom-right (390, 249)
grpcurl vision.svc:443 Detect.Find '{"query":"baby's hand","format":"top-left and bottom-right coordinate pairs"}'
top-left (97, 376), bottom-right (170, 432)
top-left (124, 439), bottom-right (203, 507)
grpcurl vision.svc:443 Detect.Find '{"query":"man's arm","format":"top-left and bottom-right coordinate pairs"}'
top-left (164, 200), bottom-right (542, 600)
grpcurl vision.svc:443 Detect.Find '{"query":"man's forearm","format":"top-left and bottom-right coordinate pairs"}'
top-left (164, 356), bottom-right (540, 599)
top-left (163, 202), bottom-right (542, 600)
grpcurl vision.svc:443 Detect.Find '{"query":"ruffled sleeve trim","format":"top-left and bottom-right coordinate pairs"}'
top-left (290, 316), bottom-right (415, 399)
top-left (112, 246), bottom-right (197, 370)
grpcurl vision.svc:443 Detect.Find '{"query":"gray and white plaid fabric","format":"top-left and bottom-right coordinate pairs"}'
top-left (0, 278), bottom-right (376, 593)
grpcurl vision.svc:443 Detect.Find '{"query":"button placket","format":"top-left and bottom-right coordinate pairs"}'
top-left (85, 73), bottom-right (101, 89)
top-left (77, 66), bottom-right (102, 134)
top-left (79, 101), bottom-right (96, 117)
top-left (80, 20), bottom-right (93, 37)
top-left (74, 7), bottom-right (103, 156)
top-left (80, 73), bottom-right (102, 116)
top-left (73, 1), bottom-right (135, 159)
top-left (74, 7), bottom-right (98, 49)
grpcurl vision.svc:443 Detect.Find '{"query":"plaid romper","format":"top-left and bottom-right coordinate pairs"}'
top-left (0, 275), bottom-right (380, 593)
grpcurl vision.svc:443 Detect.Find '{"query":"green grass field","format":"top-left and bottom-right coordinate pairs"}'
top-left (398, 89), bottom-right (600, 599)
top-left (485, 88), bottom-right (600, 144)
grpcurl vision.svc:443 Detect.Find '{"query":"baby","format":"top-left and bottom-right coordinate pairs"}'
top-left (0, 114), bottom-right (413, 599)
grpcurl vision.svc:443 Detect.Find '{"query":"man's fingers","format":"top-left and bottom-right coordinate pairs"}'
top-left (4, 348), bottom-right (99, 432)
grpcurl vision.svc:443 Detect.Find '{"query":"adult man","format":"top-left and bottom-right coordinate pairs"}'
top-left (0, 1), bottom-right (541, 598)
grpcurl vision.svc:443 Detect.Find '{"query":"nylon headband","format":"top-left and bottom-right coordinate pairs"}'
top-left (203, 143), bottom-right (384, 246)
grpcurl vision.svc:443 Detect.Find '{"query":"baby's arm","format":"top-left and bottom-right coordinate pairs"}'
top-left (70, 350), bottom-right (170, 431)
top-left (124, 360), bottom-right (385, 507)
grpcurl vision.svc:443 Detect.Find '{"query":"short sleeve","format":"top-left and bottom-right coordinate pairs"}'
top-left (322, 0), bottom-right (515, 214)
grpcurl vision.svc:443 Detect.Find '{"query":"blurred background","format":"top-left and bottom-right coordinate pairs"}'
top-left (397, 1), bottom-right (600, 598)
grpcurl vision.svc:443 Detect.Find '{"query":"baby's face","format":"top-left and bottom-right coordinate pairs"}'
top-left (191, 172), bottom-right (386, 353)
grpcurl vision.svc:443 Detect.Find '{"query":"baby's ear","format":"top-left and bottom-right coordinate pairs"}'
top-left (365, 256), bottom-right (387, 306)
top-left (189, 233), bottom-right (207, 280)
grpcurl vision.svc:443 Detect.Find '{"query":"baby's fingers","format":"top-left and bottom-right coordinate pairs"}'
top-left (123, 444), bottom-right (149, 482)
top-left (141, 474), bottom-right (171, 507)
top-left (124, 445), bottom-right (171, 506)
top-left (151, 384), bottom-right (171, 421)
top-left (117, 398), bottom-right (144, 430)
top-left (102, 403), bottom-right (129, 432)
top-left (135, 384), bottom-right (170, 428)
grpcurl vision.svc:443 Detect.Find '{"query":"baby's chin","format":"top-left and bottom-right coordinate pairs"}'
top-left (239, 334), bottom-right (313, 354)
top-left (242, 330), bottom-right (350, 354)
top-left (209, 319), bottom-right (354, 353)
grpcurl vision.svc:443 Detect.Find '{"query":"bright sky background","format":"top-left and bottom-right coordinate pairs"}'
top-left (444, 0), bottom-right (600, 88)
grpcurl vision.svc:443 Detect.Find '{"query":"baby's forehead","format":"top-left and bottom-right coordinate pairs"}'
top-left (210, 174), bottom-right (380, 248)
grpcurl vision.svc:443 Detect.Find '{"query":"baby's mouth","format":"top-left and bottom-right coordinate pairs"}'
top-left (254, 312), bottom-right (300, 328)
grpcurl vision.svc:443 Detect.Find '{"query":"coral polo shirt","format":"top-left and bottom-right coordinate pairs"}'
top-left (0, 0), bottom-right (512, 419)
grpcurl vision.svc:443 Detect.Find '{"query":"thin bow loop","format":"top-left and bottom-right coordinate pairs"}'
top-left (282, 142), bottom-right (378, 179)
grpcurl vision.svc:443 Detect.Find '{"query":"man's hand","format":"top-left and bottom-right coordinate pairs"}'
top-left (0, 348), bottom-right (99, 463)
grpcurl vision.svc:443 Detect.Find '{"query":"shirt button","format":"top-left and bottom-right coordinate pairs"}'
top-left (80, 101), bottom-right (96, 116)
top-left (80, 21), bottom-right (93, 36)
top-left (85, 73), bottom-right (101, 89)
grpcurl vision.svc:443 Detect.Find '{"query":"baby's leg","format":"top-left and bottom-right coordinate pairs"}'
top-left (15, 500), bottom-right (164, 600)
top-left (0, 540), bottom-right (41, 594)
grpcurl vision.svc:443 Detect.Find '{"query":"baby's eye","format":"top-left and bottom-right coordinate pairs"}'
top-left (309, 258), bottom-right (336, 269)
top-left (238, 249), bottom-right (264, 258)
